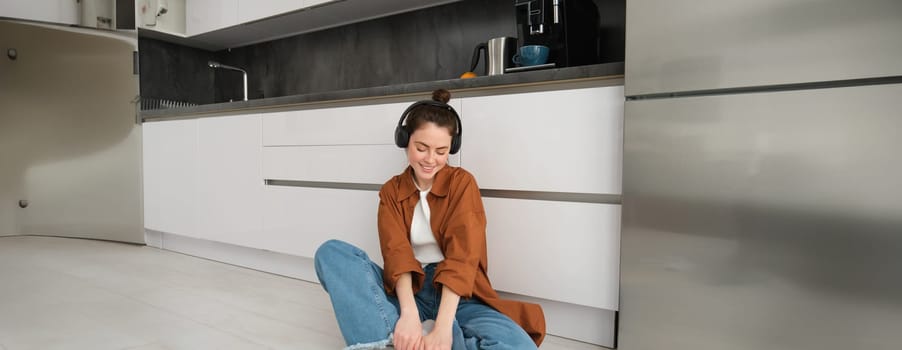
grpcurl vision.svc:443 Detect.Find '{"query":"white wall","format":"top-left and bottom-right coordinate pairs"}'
top-left (0, 20), bottom-right (143, 243)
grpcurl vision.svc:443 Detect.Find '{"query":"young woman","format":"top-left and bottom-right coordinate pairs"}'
top-left (314, 89), bottom-right (545, 350)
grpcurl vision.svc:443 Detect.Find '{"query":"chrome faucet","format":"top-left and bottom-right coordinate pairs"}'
top-left (208, 61), bottom-right (248, 101)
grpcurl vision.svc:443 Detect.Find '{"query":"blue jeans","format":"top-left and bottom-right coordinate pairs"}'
top-left (315, 239), bottom-right (538, 350)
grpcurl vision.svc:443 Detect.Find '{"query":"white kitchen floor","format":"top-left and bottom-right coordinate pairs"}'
top-left (0, 236), bottom-right (607, 350)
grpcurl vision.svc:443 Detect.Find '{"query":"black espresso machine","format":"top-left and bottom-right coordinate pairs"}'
top-left (514, 0), bottom-right (601, 68)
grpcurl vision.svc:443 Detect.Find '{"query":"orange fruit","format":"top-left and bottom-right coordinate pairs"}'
top-left (460, 71), bottom-right (477, 79)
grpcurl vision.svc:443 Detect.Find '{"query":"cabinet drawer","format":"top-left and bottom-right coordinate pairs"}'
top-left (262, 100), bottom-right (463, 146)
top-left (483, 197), bottom-right (620, 310)
top-left (262, 145), bottom-right (460, 183)
top-left (262, 186), bottom-right (382, 263)
top-left (262, 105), bottom-right (399, 146)
top-left (462, 86), bottom-right (623, 194)
top-left (263, 145), bottom-right (405, 183)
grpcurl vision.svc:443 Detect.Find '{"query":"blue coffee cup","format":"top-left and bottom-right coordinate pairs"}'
top-left (512, 45), bottom-right (550, 66)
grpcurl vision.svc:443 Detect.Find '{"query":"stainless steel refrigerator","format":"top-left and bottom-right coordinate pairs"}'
top-left (621, 1), bottom-right (902, 349)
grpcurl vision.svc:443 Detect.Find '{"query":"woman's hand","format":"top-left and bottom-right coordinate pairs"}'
top-left (393, 312), bottom-right (424, 350)
top-left (393, 272), bottom-right (423, 350)
top-left (421, 285), bottom-right (461, 350)
top-left (422, 321), bottom-right (453, 350)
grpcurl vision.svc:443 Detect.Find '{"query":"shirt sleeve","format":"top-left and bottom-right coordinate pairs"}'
top-left (433, 173), bottom-right (487, 298)
top-left (377, 184), bottom-right (425, 295)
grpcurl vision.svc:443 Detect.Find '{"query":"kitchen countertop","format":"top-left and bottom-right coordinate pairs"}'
top-left (141, 62), bottom-right (623, 121)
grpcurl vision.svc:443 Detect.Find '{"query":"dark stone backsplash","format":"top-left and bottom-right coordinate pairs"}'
top-left (138, 37), bottom-right (216, 105)
top-left (139, 0), bottom-right (624, 106)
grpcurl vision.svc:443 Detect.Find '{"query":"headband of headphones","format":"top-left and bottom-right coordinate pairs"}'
top-left (394, 100), bottom-right (463, 154)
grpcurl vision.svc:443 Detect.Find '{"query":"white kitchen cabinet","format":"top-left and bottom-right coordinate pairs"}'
top-left (461, 86), bottom-right (624, 195)
top-left (483, 198), bottom-right (620, 311)
top-left (262, 99), bottom-right (462, 146)
top-left (237, 0), bottom-right (303, 23)
top-left (301, 0), bottom-right (337, 7)
top-left (183, 0), bottom-right (462, 49)
top-left (143, 115), bottom-right (264, 250)
top-left (263, 145), bottom-right (460, 184)
top-left (183, 0), bottom-right (343, 40)
top-left (138, 0), bottom-right (186, 35)
top-left (193, 115), bottom-right (265, 248)
top-left (261, 99), bottom-right (462, 184)
top-left (0, 1), bottom-right (79, 25)
top-left (186, 0), bottom-right (238, 36)
top-left (262, 103), bottom-right (404, 146)
top-left (0, 0), bottom-right (78, 24)
top-left (143, 119), bottom-right (199, 236)
top-left (262, 186), bottom-right (383, 263)
top-left (142, 83), bottom-right (622, 348)
top-left (263, 145), bottom-right (409, 184)
top-left (235, 0), bottom-right (343, 24)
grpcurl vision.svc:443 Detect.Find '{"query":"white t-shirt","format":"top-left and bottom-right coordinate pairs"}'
top-left (411, 184), bottom-right (444, 265)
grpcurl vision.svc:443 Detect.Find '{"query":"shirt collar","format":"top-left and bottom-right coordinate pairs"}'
top-left (397, 166), bottom-right (452, 201)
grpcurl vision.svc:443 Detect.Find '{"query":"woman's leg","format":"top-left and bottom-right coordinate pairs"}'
top-left (455, 299), bottom-right (538, 350)
top-left (314, 239), bottom-right (399, 349)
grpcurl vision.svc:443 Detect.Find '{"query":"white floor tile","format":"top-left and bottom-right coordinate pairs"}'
top-left (0, 236), bottom-right (606, 349)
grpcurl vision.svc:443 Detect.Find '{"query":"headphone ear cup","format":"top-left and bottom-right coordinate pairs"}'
top-left (394, 125), bottom-right (409, 148)
top-left (450, 108), bottom-right (462, 154)
top-left (450, 134), bottom-right (461, 154)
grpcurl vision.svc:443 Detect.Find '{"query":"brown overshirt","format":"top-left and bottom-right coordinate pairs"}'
top-left (377, 165), bottom-right (546, 346)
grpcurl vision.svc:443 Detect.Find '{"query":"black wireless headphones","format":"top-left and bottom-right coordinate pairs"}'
top-left (394, 100), bottom-right (463, 154)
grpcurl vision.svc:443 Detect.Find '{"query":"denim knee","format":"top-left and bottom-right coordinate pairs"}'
top-left (457, 302), bottom-right (538, 350)
top-left (316, 239), bottom-right (350, 262)
top-left (314, 239), bottom-right (355, 287)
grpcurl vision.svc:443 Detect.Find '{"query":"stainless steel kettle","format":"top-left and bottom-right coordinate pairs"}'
top-left (469, 37), bottom-right (518, 76)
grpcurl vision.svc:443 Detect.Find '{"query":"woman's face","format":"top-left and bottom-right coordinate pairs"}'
top-left (407, 122), bottom-right (453, 189)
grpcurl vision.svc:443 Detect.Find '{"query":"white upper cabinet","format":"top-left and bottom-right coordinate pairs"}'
top-left (237, 0), bottom-right (305, 24)
top-left (462, 86), bottom-right (624, 194)
top-left (301, 0), bottom-right (337, 7)
top-left (0, 0), bottom-right (78, 25)
top-left (185, 0), bottom-right (461, 49)
top-left (186, 0), bottom-right (239, 36)
top-left (138, 0), bottom-right (187, 35)
top-left (235, 0), bottom-right (342, 25)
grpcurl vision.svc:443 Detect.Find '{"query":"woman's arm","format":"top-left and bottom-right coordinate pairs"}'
top-left (393, 272), bottom-right (423, 350)
top-left (423, 285), bottom-right (460, 350)
top-left (378, 185), bottom-right (425, 295)
top-left (433, 172), bottom-right (487, 298)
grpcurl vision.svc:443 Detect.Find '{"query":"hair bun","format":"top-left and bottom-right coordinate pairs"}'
top-left (431, 89), bottom-right (451, 104)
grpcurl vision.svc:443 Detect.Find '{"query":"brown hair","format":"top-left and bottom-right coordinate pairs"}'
top-left (403, 89), bottom-right (458, 136)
